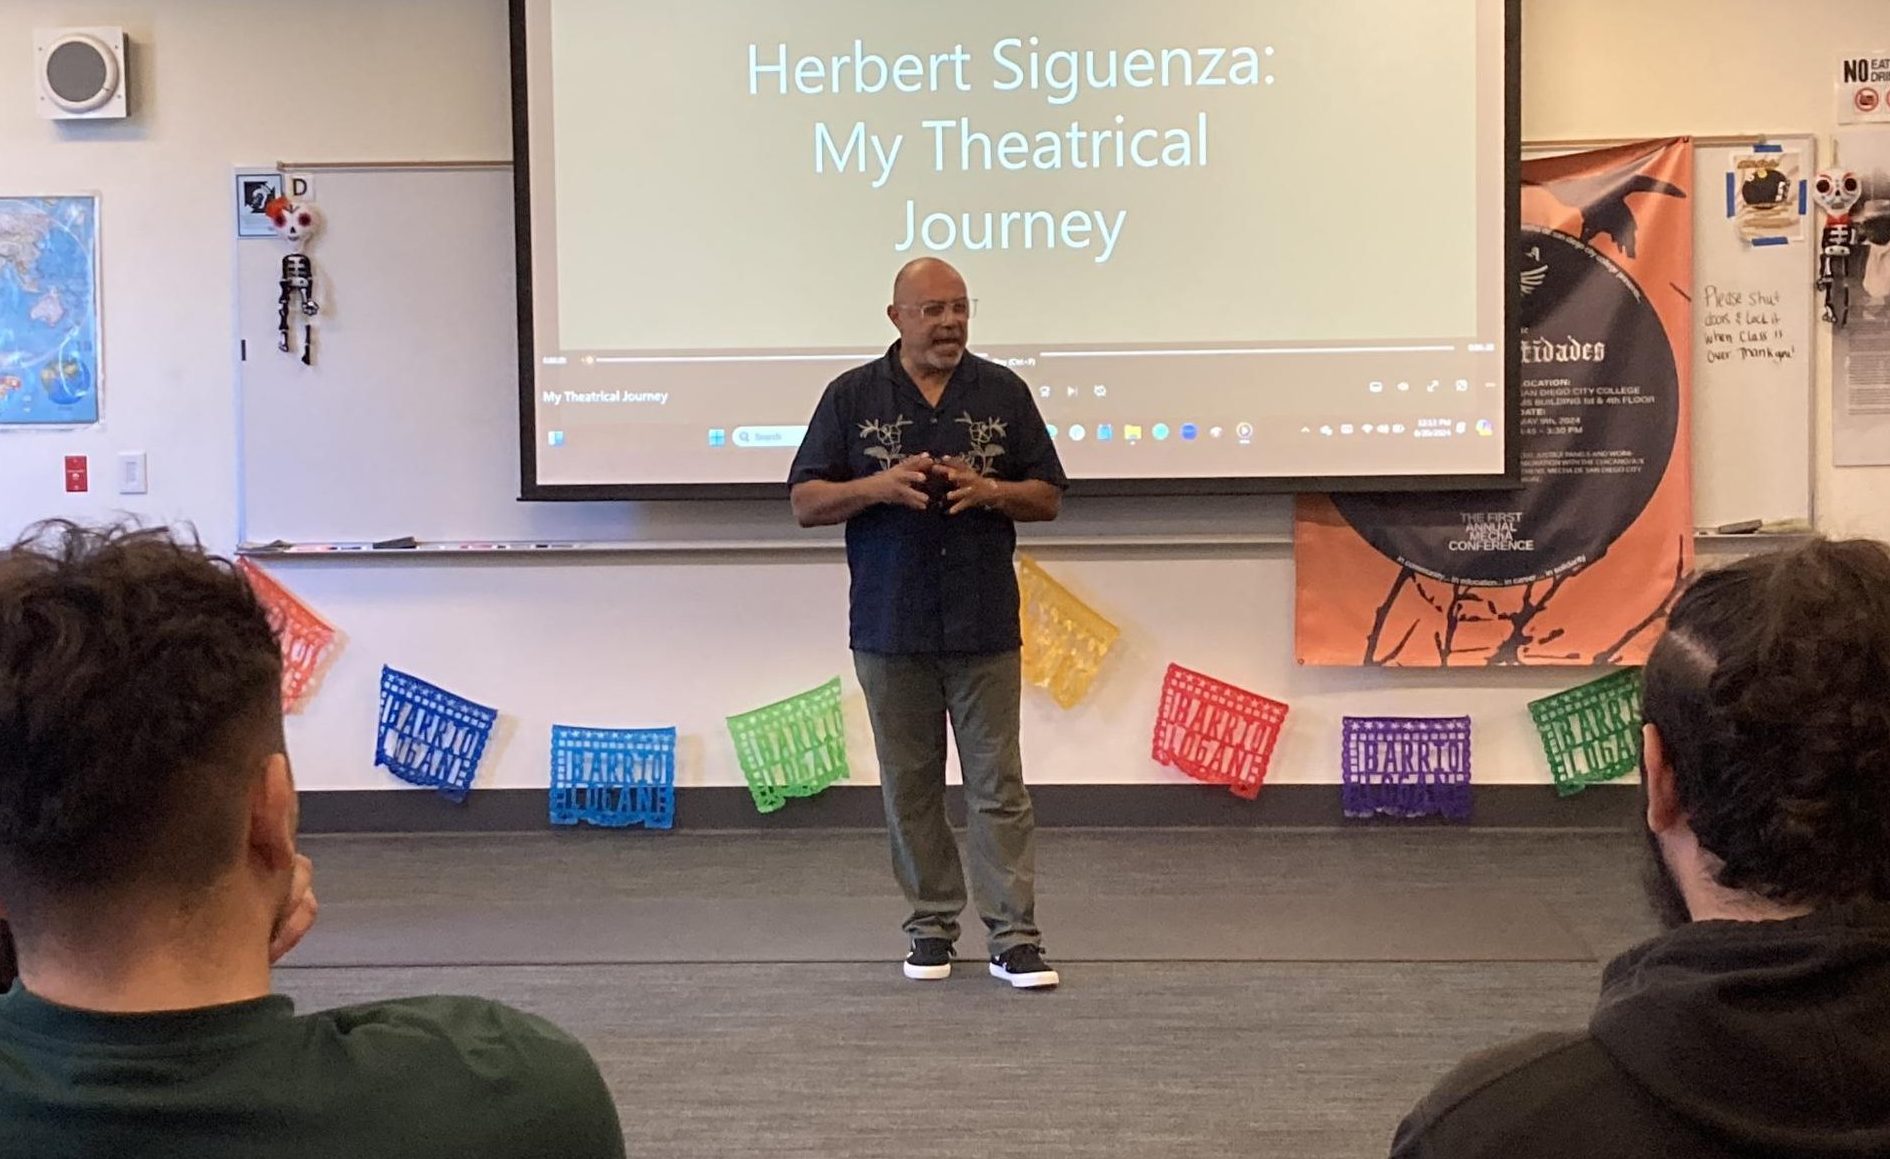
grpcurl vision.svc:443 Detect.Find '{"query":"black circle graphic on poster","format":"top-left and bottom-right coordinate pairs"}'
top-left (1330, 225), bottom-right (1678, 586)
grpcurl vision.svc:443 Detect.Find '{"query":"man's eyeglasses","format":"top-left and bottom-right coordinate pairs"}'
top-left (897, 299), bottom-right (977, 320)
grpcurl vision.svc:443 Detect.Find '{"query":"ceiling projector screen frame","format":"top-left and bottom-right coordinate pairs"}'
top-left (511, 0), bottom-right (1522, 501)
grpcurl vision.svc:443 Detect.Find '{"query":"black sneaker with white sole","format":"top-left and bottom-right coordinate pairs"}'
top-left (989, 944), bottom-right (1060, 989)
top-left (903, 937), bottom-right (954, 980)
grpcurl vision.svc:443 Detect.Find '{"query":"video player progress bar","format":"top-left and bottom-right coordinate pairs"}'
top-left (587, 353), bottom-right (878, 365)
top-left (580, 343), bottom-right (1458, 365)
top-left (1040, 344), bottom-right (1458, 358)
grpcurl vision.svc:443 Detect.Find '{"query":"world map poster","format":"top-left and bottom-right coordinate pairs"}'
top-left (0, 196), bottom-right (101, 426)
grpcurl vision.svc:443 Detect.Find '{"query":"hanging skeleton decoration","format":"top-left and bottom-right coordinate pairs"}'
top-left (266, 196), bottom-right (323, 364)
top-left (1813, 168), bottom-right (1863, 329)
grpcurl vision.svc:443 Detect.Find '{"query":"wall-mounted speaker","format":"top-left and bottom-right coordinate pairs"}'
top-left (35, 27), bottom-right (129, 121)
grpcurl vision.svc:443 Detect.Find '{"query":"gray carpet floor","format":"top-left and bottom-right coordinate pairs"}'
top-left (275, 829), bottom-right (1658, 1158)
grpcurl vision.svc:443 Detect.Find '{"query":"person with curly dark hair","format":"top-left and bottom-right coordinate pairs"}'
top-left (0, 522), bottom-right (625, 1158)
top-left (1392, 537), bottom-right (1890, 1158)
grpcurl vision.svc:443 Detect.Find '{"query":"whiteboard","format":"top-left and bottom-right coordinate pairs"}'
top-left (237, 151), bottom-right (1815, 547)
top-left (238, 168), bottom-right (637, 546)
top-left (1688, 137), bottom-right (1817, 528)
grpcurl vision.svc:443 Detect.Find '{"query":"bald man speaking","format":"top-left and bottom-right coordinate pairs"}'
top-left (789, 259), bottom-right (1067, 989)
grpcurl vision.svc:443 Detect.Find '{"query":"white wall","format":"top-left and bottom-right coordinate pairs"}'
top-left (1, 0), bottom-right (1882, 795)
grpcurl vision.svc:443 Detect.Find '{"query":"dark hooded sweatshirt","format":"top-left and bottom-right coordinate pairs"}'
top-left (1392, 902), bottom-right (1890, 1158)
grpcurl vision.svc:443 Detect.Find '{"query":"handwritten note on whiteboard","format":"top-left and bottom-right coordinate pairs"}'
top-left (1701, 284), bottom-right (1800, 368)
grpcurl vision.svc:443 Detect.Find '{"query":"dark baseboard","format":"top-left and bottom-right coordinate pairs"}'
top-left (298, 784), bottom-right (1639, 834)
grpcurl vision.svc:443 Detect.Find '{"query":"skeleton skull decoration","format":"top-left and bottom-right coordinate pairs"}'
top-left (265, 196), bottom-right (323, 364)
top-left (1814, 168), bottom-right (1864, 328)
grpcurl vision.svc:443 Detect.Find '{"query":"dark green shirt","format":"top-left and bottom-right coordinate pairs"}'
top-left (0, 985), bottom-right (626, 1158)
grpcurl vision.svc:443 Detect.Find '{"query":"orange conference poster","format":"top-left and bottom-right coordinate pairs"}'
top-left (1296, 139), bottom-right (1695, 667)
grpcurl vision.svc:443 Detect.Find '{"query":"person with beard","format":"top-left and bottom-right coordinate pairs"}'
top-left (0, 523), bottom-right (624, 1158)
top-left (1391, 537), bottom-right (1890, 1158)
top-left (789, 258), bottom-right (1068, 989)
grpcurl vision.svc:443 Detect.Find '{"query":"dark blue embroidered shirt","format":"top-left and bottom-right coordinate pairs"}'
top-left (789, 343), bottom-right (1067, 654)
